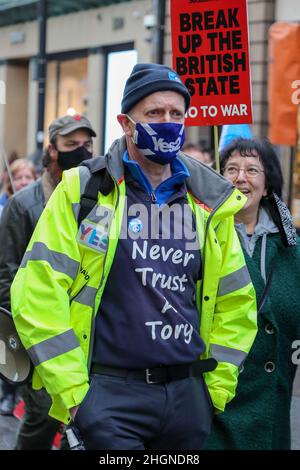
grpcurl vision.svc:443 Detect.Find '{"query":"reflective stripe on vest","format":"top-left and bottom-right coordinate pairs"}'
top-left (210, 343), bottom-right (247, 367)
top-left (218, 265), bottom-right (251, 297)
top-left (27, 329), bottom-right (80, 366)
top-left (72, 285), bottom-right (97, 308)
top-left (21, 242), bottom-right (79, 280)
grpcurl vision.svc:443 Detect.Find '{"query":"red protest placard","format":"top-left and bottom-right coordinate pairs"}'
top-left (171, 0), bottom-right (253, 126)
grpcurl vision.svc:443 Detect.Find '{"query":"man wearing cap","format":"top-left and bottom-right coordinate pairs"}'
top-left (0, 114), bottom-right (96, 448)
top-left (11, 64), bottom-right (257, 450)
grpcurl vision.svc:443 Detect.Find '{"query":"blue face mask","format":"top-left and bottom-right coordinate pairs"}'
top-left (128, 116), bottom-right (185, 165)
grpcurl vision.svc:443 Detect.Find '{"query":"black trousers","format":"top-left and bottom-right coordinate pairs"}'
top-left (15, 384), bottom-right (61, 450)
top-left (1, 380), bottom-right (18, 397)
top-left (74, 373), bottom-right (213, 450)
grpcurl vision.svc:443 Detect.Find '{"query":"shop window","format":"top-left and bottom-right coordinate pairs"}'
top-left (44, 56), bottom-right (88, 143)
top-left (104, 49), bottom-right (137, 153)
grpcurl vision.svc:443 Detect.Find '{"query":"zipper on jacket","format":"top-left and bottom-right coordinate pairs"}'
top-left (151, 191), bottom-right (157, 203)
top-left (87, 167), bottom-right (121, 372)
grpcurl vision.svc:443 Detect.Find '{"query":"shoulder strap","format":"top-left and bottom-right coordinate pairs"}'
top-left (77, 168), bottom-right (114, 227)
top-left (77, 172), bottom-right (103, 227)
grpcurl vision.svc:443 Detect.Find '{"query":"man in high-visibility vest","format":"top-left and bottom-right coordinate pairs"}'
top-left (0, 114), bottom-right (96, 448)
top-left (11, 63), bottom-right (257, 450)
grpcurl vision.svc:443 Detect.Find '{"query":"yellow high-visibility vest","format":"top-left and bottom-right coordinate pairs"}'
top-left (11, 137), bottom-right (257, 424)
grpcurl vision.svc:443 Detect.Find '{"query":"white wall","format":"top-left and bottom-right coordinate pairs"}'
top-left (276, 0), bottom-right (300, 21)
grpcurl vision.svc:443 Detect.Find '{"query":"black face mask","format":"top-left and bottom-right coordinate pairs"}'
top-left (57, 145), bottom-right (93, 170)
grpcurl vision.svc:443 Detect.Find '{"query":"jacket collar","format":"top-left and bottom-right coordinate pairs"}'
top-left (41, 170), bottom-right (56, 204)
top-left (83, 136), bottom-right (243, 214)
top-left (123, 149), bottom-right (189, 202)
top-left (235, 207), bottom-right (279, 257)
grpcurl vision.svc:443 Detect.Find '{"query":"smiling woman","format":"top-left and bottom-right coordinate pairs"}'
top-left (222, 150), bottom-right (267, 235)
top-left (205, 137), bottom-right (300, 450)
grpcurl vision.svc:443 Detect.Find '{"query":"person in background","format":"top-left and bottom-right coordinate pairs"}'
top-left (0, 158), bottom-right (35, 218)
top-left (182, 141), bottom-right (213, 166)
top-left (11, 63), bottom-right (257, 450)
top-left (0, 151), bottom-right (18, 209)
top-left (10, 159), bottom-right (36, 192)
top-left (205, 137), bottom-right (300, 450)
top-left (0, 114), bottom-right (96, 449)
top-left (0, 159), bottom-right (37, 419)
top-left (0, 180), bottom-right (8, 217)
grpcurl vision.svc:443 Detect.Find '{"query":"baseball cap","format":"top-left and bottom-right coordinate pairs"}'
top-left (48, 114), bottom-right (96, 141)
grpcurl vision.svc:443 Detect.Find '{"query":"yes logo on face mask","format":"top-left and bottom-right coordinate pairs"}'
top-left (129, 118), bottom-right (185, 165)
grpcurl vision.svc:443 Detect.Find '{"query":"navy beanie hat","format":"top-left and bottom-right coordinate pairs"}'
top-left (121, 63), bottom-right (191, 114)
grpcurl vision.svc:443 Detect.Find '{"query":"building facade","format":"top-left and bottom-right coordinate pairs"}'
top-left (0, 0), bottom-right (155, 157)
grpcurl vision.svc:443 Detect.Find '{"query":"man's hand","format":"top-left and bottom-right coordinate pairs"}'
top-left (69, 405), bottom-right (79, 421)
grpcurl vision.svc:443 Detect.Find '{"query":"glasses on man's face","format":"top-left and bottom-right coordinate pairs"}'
top-left (223, 165), bottom-right (265, 179)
